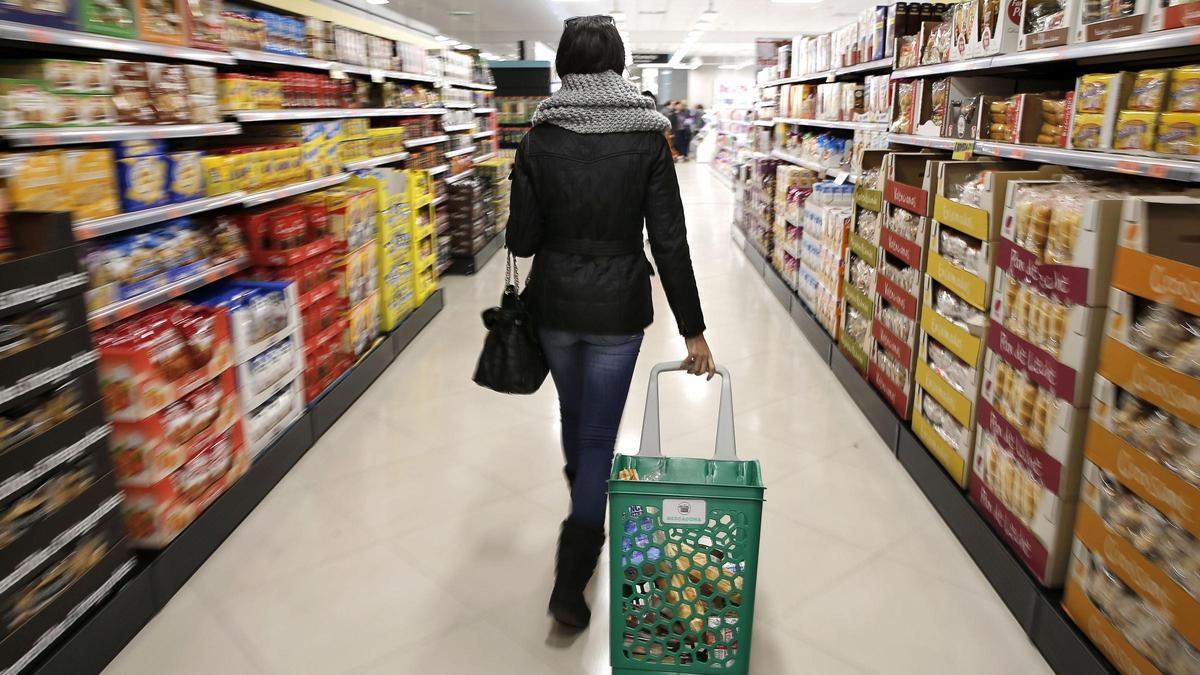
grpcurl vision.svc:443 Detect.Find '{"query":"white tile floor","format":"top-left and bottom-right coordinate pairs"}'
top-left (104, 163), bottom-right (1055, 675)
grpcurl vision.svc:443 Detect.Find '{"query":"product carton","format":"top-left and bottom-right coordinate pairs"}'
top-left (1018, 0), bottom-right (1078, 50)
top-left (973, 0), bottom-right (1024, 56)
top-left (1070, 72), bottom-right (1133, 149)
top-left (1149, 0), bottom-right (1200, 30)
top-left (970, 430), bottom-right (1078, 585)
top-left (135, 0), bottom-right (190, 45)
top-left (979, 350), bottom-right (1090, 490)
top-left (1071, 0), bottom-right (1152, 42)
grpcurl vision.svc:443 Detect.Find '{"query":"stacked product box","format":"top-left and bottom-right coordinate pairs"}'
top-left (324, 187), bottom-right (380, 359)
top-left (410, 170), bottom-right (439, 305)
top-left (1063, 196), bottom-right (1200, 675)
top-left (869, 152), bottom-right (945, 420)
top-left (799, 181), bottom-right (852, 337)
top-left (347, 168), bottom-right (415, 332)
top-left (0, 212), bottom-right (134, 674)
top-left (475, 157), bottom-right (512, 239)
top-left (447, 176), bottom-right (488, 258)
top-left (97, 303), bottom-right (248, 548)
top-left (338, 118), bottom-right (371, 165)
top-left (912, 161), bottom-right (1044, 488)
top-left (243, 120), bottom-right (344, 181)
top-left (839, 152), bottom-right (886, 375)
top-left (972, 176), bottom-right (1126, 586)
top-left (194, 281), bottom-right (305, 459)
top-left (237, 197), bottom-right (342, 403)
top-left (773, 165), bottom-right (815, 288)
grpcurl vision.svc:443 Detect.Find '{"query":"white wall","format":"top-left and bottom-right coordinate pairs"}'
top-left (686, 66), bottom-right (755, 109)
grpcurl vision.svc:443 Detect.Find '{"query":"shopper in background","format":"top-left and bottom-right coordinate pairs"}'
top-left (507, 14), bottom-right (714, 631)
top-left (670, 101), bottom-right (694, 161)
top-left (694, 103), bottom-right (707, 131)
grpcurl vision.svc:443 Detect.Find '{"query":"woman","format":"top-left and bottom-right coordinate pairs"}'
top-left (506, 15), bottom-right (715, 630)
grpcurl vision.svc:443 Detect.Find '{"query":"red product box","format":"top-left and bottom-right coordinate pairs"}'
top-left (298, 194), bottom-right (330, 241)
top-left (300, 287), bottom-right (341, 339)
top-left (240, 203), bottom-right (307, 252)
top-left (108, 369), bottom-right (239, 487)
top-left (120, 423), bottom-right (248, 548)
top-left (96, 305), bottom-right (233, 422)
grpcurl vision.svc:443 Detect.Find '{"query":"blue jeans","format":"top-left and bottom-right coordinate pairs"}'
top-left (539, 328), bottom-right (644, 529)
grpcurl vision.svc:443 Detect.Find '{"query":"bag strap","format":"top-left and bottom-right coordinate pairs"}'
top-left (505, 250), bottom-right (522, 290)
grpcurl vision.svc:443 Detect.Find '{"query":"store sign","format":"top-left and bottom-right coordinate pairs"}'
top-left (632, 53), bottom-right (670, 65)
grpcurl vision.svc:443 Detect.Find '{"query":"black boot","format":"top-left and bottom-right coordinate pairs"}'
top-left (549, 519), bottom-right (605, 629)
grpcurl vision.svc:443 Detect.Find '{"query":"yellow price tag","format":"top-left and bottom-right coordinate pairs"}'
top-left (952, 140), bottom-right (975, 160)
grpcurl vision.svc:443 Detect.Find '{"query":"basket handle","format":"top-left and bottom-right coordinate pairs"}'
top-left (638, 361), bottom-right (737, 461)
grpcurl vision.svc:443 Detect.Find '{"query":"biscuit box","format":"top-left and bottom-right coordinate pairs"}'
top-left (136, 0), bottom-right (190, 45)
top-left (62, 148), bottom-right (120, 221)
top-left (117, 154), bottom-right (170, 211)
top-left (167, 151), bottom-right (204, 203)
top-left (0, 0), bottom-right (77, 29)
top-left (78, 0), bottom-right (137, 38)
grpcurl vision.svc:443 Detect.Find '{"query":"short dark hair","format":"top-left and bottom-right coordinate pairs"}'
top-left (556, 15), bottom-right (625, 76)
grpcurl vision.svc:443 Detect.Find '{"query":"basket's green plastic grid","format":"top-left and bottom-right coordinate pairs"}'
top-left (609, 363), bottom-right (765, 674)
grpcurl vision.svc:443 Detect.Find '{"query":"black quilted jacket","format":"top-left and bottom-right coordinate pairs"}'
top-left (505, 124), bottom-right (705, 338)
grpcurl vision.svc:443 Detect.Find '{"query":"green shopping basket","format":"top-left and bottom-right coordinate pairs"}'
top-left (610, 362), bottom-right (764, 674)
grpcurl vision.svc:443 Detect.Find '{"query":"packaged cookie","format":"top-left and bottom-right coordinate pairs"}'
top-left (1113, 111), bottom-right (1158, 150)
top-left (1156, 112), bottom-right (1200, 155)
top-left (147, 63), bottom-right (190, 124)
top-left (79, 0), bottom-right (136, 38)
top-left (104, 60), bottom-right (156, 125)
top-left (5, 150), bottom-right (67, 212)
top-left (1077, 73), bottom-right (1117, 113)
top-left (63, 148), bottom-right (119, 221)
top-left (1071, 113), bottom-right (1105, 149)
top-left (188, 0), bottom-right (223, 49)
top-left (1128, 69), bottom-right (1170, 112)
top-left (167, 151), bottom-right (203, 203)
top-left (1168, 65), bottom-right (1200, 113)
top-left (0, 79), bottom-right (61, 128)
top-left (117, 154), bottom-right (169, 211)
top-left (136, 0), bottom-right (189, 45)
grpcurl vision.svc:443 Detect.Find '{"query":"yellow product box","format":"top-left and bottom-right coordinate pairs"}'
top-left (343, 118), bottom-right (369, 140)
top-left (405, 169), bottom-right (430, 202)
top-left (322, 142), bottom-right (340, 176)
top-left (62, 148), bottom-right (118, 220)
top-left (338, 138), bottom-right (370, 163)
top-left (1168, 64), bottom-right (1200, 112)
top-left (1113, 110), bottom-right (1159, 150)
top-left (217, 75), bottom-right (251, 111)
top-left (223, 153), bottom-right (249, 192)
top-left (201, 155), bottom-right (233, 196)
top-left (413, 257), bottom-right (438, 305)
top-left (1070, 113), bottom-right (1107, 149)
top-left (1155, 112), bottom-right (1200, 155)
top-left (5, 150), bottom-right (67, 212)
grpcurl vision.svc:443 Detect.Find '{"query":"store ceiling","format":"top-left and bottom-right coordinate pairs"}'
top-left (388, 0), bottom-right (870, 61)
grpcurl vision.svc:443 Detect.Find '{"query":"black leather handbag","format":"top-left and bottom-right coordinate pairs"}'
top-left (473, 253), bottom-right (548, 394)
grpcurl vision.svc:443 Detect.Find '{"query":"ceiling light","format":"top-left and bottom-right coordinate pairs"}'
top-left (455, 43), bottom-right (473, 50)
top-left (434, 35), bottom-right (452, 42)
top-left (364, 0), bottom-right (388, 5)
top-left (700, 9), bottom-right (718, 19)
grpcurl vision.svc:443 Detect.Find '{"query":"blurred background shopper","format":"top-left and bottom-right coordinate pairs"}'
top-left (506, 14), bottom-right (716, 629)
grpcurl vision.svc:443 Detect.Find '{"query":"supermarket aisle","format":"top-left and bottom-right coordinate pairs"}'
top-left (105, 164), bottom-right (1053, 675)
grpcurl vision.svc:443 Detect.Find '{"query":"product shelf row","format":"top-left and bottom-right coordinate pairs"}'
top-left (442, 123), bottom-right (477, 133)
top-left (761, 57), bottom-right (893, 86)
top-left (729, 225), bottom-right (1117, 675)
top-left (231, 108), bottom-right (447, 123)
top-left (443, 146), bottom-right (476, 159)
top-left (775, 118), bottom-right (889, 132)
top-left (403, 135), bottom-right (450, 148)
top-left (342, 151), bottom-right (411, 171)
top-left (888, 134), bottom-right (1200, 182)
top-left (29, 290), bottom-right (445, 675)
top-left (0, 18), bottom-right (481, 89)
top-left (770, 148), bottom-right (859, 183)
top-left (890, 25), bottom-right (1200, 79)
top-left (86, 256), bottom-right (248, 329)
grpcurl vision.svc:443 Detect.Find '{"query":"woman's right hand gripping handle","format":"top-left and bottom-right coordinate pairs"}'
top-left (683, 333), bottom-right (716, 380)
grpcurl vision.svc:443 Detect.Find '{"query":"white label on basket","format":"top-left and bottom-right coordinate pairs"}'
top-left (662, 499), bottom-right (706, 525)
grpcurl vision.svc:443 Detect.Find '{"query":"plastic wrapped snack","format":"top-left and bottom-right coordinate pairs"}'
top-left (929, 79), bottom-right (950, 130)
top-left (935, 287), bottom-right (986, 331)
top-left (928, 339), bottom-right (975, 394)
top-left (887, 205), bottom-right (921, 242)
top-left (1113, 390), bottom-right (1200, 488)
top-left (873, 347), bottom-right (909, 388)
top-left (860, 167), bottom-right (881, 191)
top-left (922, 392), bottom-right (969, 453)
top-left (879, 303), bottom-right (915, 343)
top-left (891, 81), bottom-right (915, 133)
top-left (897, 36), bottom-right (920, 71)
top-left (939, 228), bottom-right (987, 277)
top-left (880, 256), bottom-right (920, 295)
top-left (855, 207), bottom-right (880, 241)
top-left (849, 257), bottom-right (875, 295)
top-left (1025, 0), bottom-right (1068, 33)
top-left (923, 22), bottom-right (951, 66)
top-left (1130, 302), bottom-right (1189, 364)
top-left (844, 306), bottom-right (870, 348)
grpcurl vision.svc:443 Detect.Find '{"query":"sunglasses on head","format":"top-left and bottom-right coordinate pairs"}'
top-left (565, 15), bottom-right (617, 25)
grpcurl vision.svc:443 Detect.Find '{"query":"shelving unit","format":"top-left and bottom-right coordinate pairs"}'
top-left (404, 135), bottom-right (450, 148)
top-left (73, 192), bottom-right (247, 239)
top-left (232, 108), bottom-right (444, 122)
top-left (342, 151), bottom-right (411, 171)
top-left (0, 18), bottom-right (236, 64)
top-left (241, 173), bottom-right (349, 208)
top-left (775, 118), bottom-right (888, 132)
top-left (0, 123), bottom-right (241, 147)
top-left (442, 123), bottom-right (477, 133)
top-left (443, 79), bottom-right (497, 91)
top-left (86, 256), bottom-right (249, 329)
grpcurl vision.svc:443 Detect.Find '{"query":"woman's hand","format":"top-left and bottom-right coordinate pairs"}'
top-left (683, 333), bottom-right (717, 380)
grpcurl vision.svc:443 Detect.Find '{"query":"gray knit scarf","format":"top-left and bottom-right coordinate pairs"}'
top-left (532, 70), bottom-right (670, 134)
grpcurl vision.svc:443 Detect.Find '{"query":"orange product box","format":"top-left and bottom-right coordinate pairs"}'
top-left (108, 369), bottom-right (239, 487)
top-left (136, 0), bottom-right (191, 45)
top-left (119, 422), bottom-right (248, 548)
top-left (96, 305), bottom-right (233, 422)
